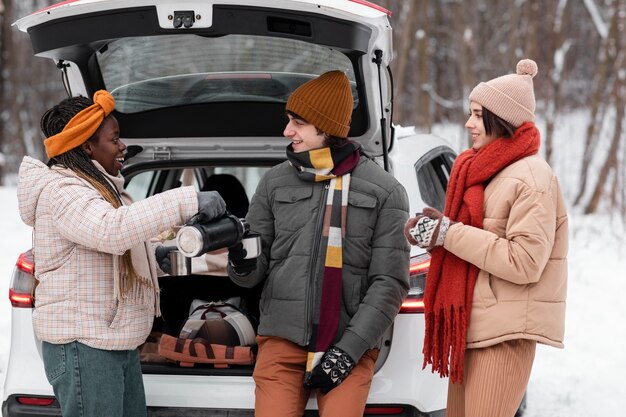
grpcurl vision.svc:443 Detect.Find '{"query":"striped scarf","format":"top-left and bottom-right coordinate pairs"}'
top-left (286, 140), bottom-right (361, 381)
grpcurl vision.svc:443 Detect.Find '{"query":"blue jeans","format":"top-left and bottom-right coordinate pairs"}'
top-left (42, 341), bottom-right (147, 417)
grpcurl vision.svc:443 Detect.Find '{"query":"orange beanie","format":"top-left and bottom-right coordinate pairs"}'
top-left (44, 90), bottom-right (116, 158)
top-left (286, 70), bottom-right (353, 138)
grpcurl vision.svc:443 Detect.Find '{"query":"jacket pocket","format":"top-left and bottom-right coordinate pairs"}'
top-left (105, 301), bottom-right (119, 327)
top-left (342, 275), bottom-right (363, 316)
top-left (259, 275), bottom-right (274, 315)
top-left (347, 192), bottom-right (377, 237)
top-left (273, 186), bottom-right (313, 231)
top-left (474, 272), bottom-right (497, 308)
top-left (42, 342), bottom-right (67, 384)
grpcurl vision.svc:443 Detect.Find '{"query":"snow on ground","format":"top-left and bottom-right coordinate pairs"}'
top-left (0, 187), bottom-right (625, 414)
top-left (524, 213), bottom-right (626, 416)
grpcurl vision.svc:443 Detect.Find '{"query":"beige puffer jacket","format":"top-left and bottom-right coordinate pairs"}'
top-left (443, 154), bottom-right (568, 349)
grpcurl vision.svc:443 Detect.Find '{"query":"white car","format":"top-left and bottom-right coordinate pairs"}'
top-left (4, 1), bottom-right (457, 416)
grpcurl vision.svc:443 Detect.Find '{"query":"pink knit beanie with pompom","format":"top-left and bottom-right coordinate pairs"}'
top-left (469, 59), bottom-right (538, 127)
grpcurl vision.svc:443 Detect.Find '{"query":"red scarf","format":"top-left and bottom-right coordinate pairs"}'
top-left (423, 122), bottom-right (541, 383)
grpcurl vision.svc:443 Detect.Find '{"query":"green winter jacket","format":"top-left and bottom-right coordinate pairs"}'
top-left (228, 156), bottom-right (410, 362)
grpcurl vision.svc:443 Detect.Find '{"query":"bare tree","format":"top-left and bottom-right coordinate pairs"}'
top-left (414, 0), bottom-right (431, 131)
top-left (584, 9), bottom-right (625, 214)
top-left (574, 0), bottom-right (620, 206)
top-left (0, 0), bottom-right (622, 215)
top-left (391, 1), bottom-right (417, 125)
top-left (543, 0), bottom-right (573, 166)
top-left (584, 70), bottom-right (624, 214)
top-left (0, 0), bottom-right (65, 184)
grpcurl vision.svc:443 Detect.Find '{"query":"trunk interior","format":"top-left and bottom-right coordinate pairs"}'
top-left (140, 274), bottom-right (263, 376)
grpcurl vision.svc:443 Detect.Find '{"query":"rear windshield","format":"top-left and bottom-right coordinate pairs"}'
top-left (97, 34), bottom-right (357, 114)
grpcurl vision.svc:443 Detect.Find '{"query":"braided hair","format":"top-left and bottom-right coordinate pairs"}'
top-left (41, 96), bottom-right (147, 294)
top-left (41, 96), bottom-right (121, 206)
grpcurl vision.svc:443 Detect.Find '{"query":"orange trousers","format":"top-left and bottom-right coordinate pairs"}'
top-left (446, 339), bottom-right (536, 417)
top-left (252, 335), bottom-right (379, 417)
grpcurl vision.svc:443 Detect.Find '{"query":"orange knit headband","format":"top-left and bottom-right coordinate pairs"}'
top-left (44, 90), bottom-right (116, 158)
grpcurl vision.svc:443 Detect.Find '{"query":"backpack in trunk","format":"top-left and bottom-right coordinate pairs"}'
top-left (158, 297), bottom-right (257, 368)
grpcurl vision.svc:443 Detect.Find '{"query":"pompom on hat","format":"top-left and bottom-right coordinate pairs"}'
top-left (469, 59), bottom-right (538, 128)
top-left (286, 70), bottom-right (353, 138)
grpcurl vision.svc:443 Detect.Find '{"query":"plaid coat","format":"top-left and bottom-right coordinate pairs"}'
top-left (17, 156), bottom-right (198, 350)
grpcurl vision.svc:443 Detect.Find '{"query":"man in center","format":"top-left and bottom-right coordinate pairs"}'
top-left (227, 70), bottom-right (410, 417)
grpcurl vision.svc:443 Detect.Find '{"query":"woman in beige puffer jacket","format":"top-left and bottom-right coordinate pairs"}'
top-left (405, 59), bottom-right (568, 417)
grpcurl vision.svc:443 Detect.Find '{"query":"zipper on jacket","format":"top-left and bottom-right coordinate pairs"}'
top-left (303, 182), bottom-right (329, 344)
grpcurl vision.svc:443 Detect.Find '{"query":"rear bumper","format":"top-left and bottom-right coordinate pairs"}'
top-left (2, 395), bottom-right (444, 417)
top-left (4, 311), bottom-right (447, 416)
top-left (2, 395), bottom-right (61, 417)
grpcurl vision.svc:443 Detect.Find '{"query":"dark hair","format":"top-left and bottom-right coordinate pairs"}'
top-left (482, 107), bottom-right (517, 139)
top-left (286, 111), bottom-right (346, 148)
top-left (42, 95), bottom-right (140, 289)
top-left (41, 96), bottom-right (120, 205)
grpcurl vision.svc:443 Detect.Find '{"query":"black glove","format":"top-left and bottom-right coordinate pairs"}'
top-left (228, 242), bottom-right (257, 276)
top-left (196, 191), bottom-right (227, 220)
top-left (303, 346), bottom-right (355, 394)
top-left (155, 245), bottom-right (176, 274)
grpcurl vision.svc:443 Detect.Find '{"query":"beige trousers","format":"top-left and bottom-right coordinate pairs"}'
top-left (253, 335), bottom-right (378, 417)
top-left (446, 339), bottom-right (537, 417)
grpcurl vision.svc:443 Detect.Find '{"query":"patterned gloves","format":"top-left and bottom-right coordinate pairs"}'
top-left (404, 207), bottom-right (455, 250)
top-left (228, 242), bottom-right (257, 276)
top-left (304, 346), bottom-right (355, 394)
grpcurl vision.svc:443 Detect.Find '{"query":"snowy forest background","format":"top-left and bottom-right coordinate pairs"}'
top-left (0, 1), bottom-right (625, 416)
top-left (1, 0), bottom-right (624, 217)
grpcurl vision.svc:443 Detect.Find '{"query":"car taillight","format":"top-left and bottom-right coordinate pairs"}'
top-left (399, 253), bottom-right (430, 314)
top-left (32, 0), bottom-right (79, 16)
top-left (16, 251), bottom-right (35, 274)
top-left (16, 396), bottom-right (56, 406)
top-left (9, 250), bottom-right (35, 308)
top-left (348, 0), bottom-right (392, 16)
top-left (364, 405), bottom-right (405, 415)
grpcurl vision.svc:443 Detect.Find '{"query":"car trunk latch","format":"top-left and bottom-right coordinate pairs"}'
top-left (171, 11), bottom-right (195, 28)
top-left (153, 147), bottom-right (172, 160)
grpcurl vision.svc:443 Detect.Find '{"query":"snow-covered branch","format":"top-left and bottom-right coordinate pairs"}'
top-left (421, 84), bottom-right (464, 109)
top-left (582, 0), bottom-right (609, 39)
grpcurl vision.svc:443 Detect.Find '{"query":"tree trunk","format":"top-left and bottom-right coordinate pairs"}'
top-left (584, 76), bottom-right (624, 214)
top-left (523, 0), bottom-right (541, 62)
top-left (391, 1), bottom-right (416, 125)
top-left (0, 0), bottom-right (13, 183)
top-left (544, 0), bottom-right (572, 166)
top-left (574, 1), bottom-right (619, 205)
top-left (415, 0), bottom-right (430, 131)
top-left (584, 9), bottom-right (625, 214)
top-left (0, 0), bottom-right (66, 184)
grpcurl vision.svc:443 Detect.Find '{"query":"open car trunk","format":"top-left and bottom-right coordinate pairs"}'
top-left (140, 274), bottom-right (263, 376)
top-left (124, 160), bottom-right (276, 376)
top-left (14, 0), bottom-right (395, 377)
top-left (8, 2), bottom-right (417, 413)
top-left (14, 0), bottom-right (395, 158)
